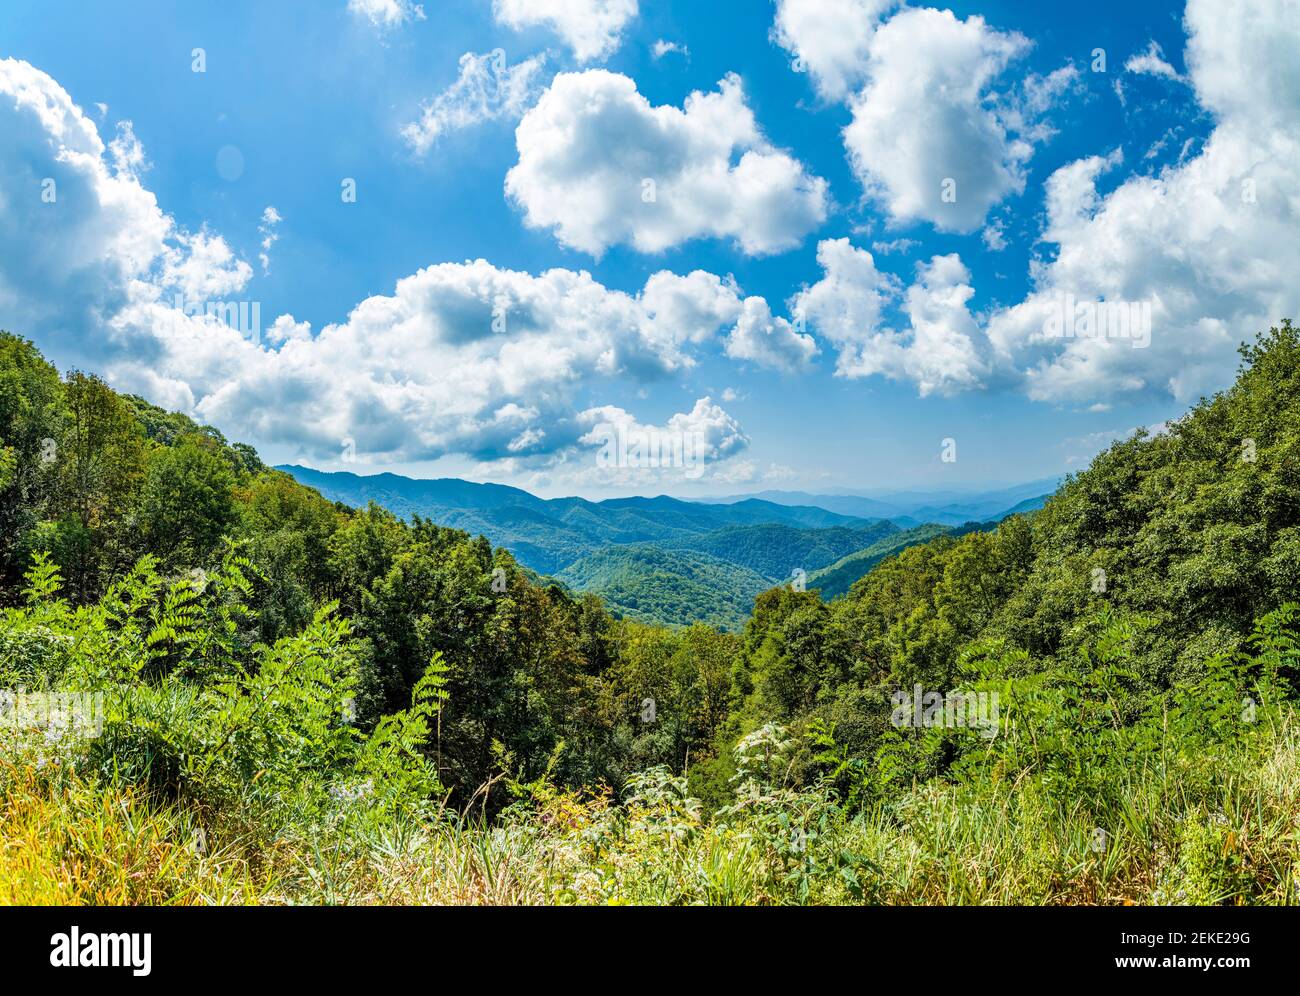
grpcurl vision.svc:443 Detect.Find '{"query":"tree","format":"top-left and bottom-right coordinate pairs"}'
top-left (0, 333), bottom-right (66, 594)
top-left (51, 372), bottom-right (146, 598)
top-left (137, 434), bottom-right (238, 569)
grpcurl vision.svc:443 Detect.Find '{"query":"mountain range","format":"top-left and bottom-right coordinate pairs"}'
top-left (280, 465), bottom-right (1052, 629)
top-left (698, 478), bottom-right (1062, 527)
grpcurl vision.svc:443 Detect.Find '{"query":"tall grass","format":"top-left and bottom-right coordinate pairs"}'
top-left (4, 718), bottom-right (1296, 905)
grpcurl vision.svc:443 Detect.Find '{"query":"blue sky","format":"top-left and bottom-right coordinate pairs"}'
top-left (2, 0), bottom-right (1294, 498)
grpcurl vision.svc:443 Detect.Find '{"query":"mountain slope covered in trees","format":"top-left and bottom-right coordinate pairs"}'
top-left (555, 544), bottom-right (772, 629)
top-left (284, 464), bottom-right (911, 625)
top-left (805, 523), bottom-right (956, 599)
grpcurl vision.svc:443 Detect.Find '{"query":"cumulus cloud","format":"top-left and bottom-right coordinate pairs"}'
top-left (138, 260), bottom-right (758, 465)
top-left (982, 0), bottom-right (1300, 403)
top-left (870, 237), bottom-right (917, 255)
top-left (841, 8), bottom-right (1033, 232)
top-left (774, 3), bottom-right (1071, 232)
top-left (0, 57), bottom-right (774, 476)
top-left (651, 40), bottom-right (688, 60)
top-left (981, 220), bottom-right (1008, 251)
top-left (578, 396), bottom-right (748, 461)
top-left (107, 120), bottom-right (148, 176)
top-left (402, 50), bottom-right (548, 153)
top-left (772, 0), bottom-right (1300, 406)
top-left (505, 70), bottom-right (828, 256)
top-left (771, 0), bottom-right (897, 102)
top-left (638, 270), bottom-right (743, 370)
top-left (159, 229), bottom-right (252, 302)
top-left (791, 240), bottom-right (984, 395)
top-left (493, 0), bottom-right (637, 63)
top-left (789, 238), bottom-right (896, 377)
top-left (1124, 40), bottom-right (1184, 81)
top-left (724, 297), bottom-right (819, 373)
top-left (348, 0), bottom-right (425, 31)
top-left (0, 57), bottom-right (773, 473)
top-left (894, 254), bottom-right (987, 396)
top-left (0, 58), bottom-right (236, 360)
top-left (506, 396), bottom-right (748, 488)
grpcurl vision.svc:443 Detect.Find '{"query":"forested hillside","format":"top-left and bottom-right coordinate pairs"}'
top-left (2, 323), bottom-right (1299, 905)
top-left (285, 465), bottom-right (914, 627)
top-left (280, 465), bottom-right (1030, 630)
top-left (806, 523), bottom-right (958, 599)
top-left (555, 544), bottom-right (772, 629)
top-left (557, 521), bottom-right (901, 629)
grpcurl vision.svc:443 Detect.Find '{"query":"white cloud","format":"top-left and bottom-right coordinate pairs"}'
top-left (402, 50), bottom-right (548, 153)
top-left (113, 259), bottom-right (762, 466)
top-left (580, 396), bottom-right (750, 485)
top-left (107, 120), bottom-right (147, 176)
top-left (493, 0), bottom-right (637, 63)
top-left (348, 0), bottom-right (425, 30)
top-left (895, 254), bottom-right (987, 396)
top-left (870, 237), bottom-right (917, 255)
top-left (981, 220), bottom-right (1007, 251)
top-left (1020, 65), bottom-right (1083, 117)
top-left (724, 296), bottom-right (819, 373)
top-left (790, 238), bottom-right (897, 377)
top-left (651, 39), bottom-right (688, 60)
top-left (772, 0), bottom-right (897, 102)
top-left (842, 8), bottom-right (1034, 232)
top-left (0, 57), bottom-right (775, 472)
top-left (266, 314), bottom-right (312, 345)
top-left (775, 2), bottom-right (1071, 232)
top-left (790, 241), bottom-right (985, 395)
top-left (0, 57), bottom-right (263, 378)
top-left (769, 0), bottom-right (1300, 407)
top-left (1038, 148), bottom-right (1123, 245)
top-left (578, 396), bottom-right (748, 462)
top-left (1124, 40), bottom-right (1184, 81)
top-left (258, 206), bottom-right (281, 274)
top-left (638, 269), bottom-right (743, 370)
top-left (159, 229), bottom-right (252, 301)
top-left (505, 70), bottom-right (828, 256)
top-left (982, 0), bottom-right (1300, 404)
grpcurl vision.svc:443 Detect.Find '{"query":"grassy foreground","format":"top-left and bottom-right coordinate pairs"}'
top-left (4, 709), bottom-right (1297, 905)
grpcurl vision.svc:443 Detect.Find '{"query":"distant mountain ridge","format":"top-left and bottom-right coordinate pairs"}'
top-left (280, 465), bottom-right (884, 575)
top-left (699, 478), bottom-right (1062, 526)
top-left (280, 465), bottom-right (1051, 629)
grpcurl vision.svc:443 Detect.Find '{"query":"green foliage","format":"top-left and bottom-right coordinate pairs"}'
top-left (137, 435), bottom-right (238, 568)
top-left (0, 332), bottom-right (67, 593)
top-left (806, 523), bottom-right (953, 599)
top-left (658, 522), bottom-right (899, 582)
top-left (557, 544), bottom-right (771, 630)
top-left (0, 442), bottom-right (14, 491)
top-left (355, 652), bottom-right (451, 817)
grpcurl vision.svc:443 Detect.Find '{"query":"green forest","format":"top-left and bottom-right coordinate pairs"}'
top-left (1, 322), bottom-right (1298, 905)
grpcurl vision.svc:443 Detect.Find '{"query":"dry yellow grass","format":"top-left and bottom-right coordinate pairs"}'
top-left (0, 762), bottom-right (271, 905)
